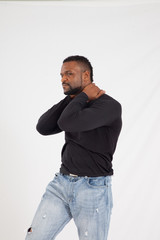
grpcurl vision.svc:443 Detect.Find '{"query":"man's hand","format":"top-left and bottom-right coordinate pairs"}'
top-left (82, 83), bottom-right (105, 101)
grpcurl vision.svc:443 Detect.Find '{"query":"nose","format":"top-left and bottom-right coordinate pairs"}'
top-left (61, 74), bottom-right (68, 83)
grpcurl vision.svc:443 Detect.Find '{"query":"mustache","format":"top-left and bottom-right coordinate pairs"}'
top-left (62, 83), bottom-right (70, 86)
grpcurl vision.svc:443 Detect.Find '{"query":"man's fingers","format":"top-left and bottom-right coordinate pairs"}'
top-left (95, 90), bottom-right (105, 98)
top-left (83, 83), bottom-right (105, 100)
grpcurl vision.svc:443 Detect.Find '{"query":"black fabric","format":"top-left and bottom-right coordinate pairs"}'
top-left (36, 92), bottom-right (122, 177)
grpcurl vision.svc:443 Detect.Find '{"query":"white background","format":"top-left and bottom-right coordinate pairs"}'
top-left (0, 1), bottom-right (160, 240)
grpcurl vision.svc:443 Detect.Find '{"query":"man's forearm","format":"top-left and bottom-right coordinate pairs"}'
top-left (58, 92), bottom-right (121, 132)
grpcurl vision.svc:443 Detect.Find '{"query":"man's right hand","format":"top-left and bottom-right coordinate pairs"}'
top-left (82, 83), bottom-right (105, 101)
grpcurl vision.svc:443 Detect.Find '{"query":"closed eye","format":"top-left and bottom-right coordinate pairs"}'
top-left (67, 72), bottom-right (73, 76)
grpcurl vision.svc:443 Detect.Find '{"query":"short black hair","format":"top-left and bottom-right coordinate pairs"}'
top-left (63, 55), bottom-right (93, 82)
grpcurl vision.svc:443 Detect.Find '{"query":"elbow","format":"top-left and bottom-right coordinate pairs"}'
top-left (58, 118), bottom-right (79, 132)
top-left (57, 117), bottom-right (71, 132)
top-left (57, 118), bottom-right (66, 131)
top-left (36, 123), bottom-right (50, 135)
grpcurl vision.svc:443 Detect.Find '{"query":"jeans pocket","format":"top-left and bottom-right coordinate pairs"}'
top-left (87, 177), bottom-right (107, 188)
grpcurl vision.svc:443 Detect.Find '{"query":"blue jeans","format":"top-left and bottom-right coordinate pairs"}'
top-left (25, 173), bottom-right (113, 240)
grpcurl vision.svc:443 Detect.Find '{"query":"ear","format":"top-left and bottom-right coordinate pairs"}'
top-left (82, 70), bottom-right (90, 84)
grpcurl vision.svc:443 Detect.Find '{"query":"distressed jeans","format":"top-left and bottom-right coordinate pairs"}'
top-left (25, 173), bottom-right (113, 240)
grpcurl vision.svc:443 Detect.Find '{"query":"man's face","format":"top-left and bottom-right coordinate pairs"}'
top-left (60, 61), bottom-right (85, 96)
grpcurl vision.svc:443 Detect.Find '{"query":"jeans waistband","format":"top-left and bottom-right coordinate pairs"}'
top-left (59, 172), bottom-right (111, 178)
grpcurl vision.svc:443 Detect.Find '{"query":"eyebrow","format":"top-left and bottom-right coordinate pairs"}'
top-left (60, 70), bottom-right (72, 76)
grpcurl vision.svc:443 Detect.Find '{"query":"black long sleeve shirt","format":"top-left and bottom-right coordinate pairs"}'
top-left (36, 92), bottom-right (122, 177)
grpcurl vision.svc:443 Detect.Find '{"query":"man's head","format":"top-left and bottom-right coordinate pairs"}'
top-left (60, 55), bottom-right (93, 96)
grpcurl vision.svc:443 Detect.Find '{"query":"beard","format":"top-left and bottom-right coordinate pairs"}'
top-left (63, 85), bottom-right (83, 96)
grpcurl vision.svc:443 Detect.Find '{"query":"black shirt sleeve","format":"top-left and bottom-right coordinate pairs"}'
top-left (57, 92), bottom-right (122, 132)
top-left (36, 96), bottom-right (71, 135)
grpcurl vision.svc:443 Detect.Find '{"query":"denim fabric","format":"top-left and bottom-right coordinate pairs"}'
top-left (25, 173), bottom-right (113, 240)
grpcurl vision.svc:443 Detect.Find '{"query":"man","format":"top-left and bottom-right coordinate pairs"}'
top-left (25, 55), bottom-right (122, 240)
